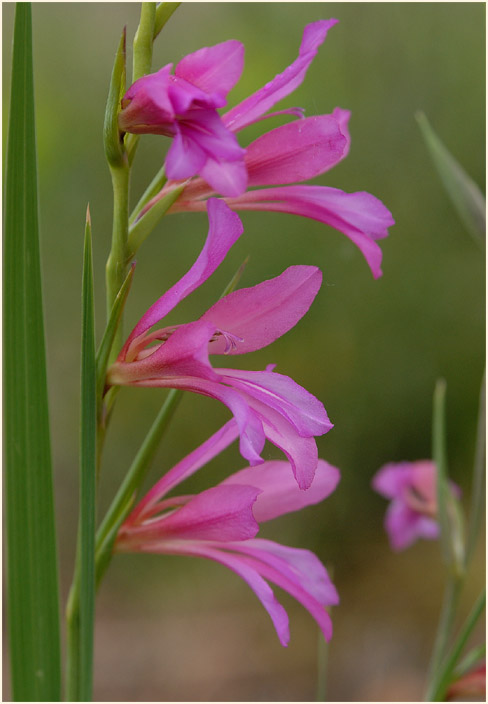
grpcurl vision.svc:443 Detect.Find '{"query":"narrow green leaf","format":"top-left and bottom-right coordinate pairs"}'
top-left (127, 184), bottom-right (185, 257)
top-left (4, 3), bottom-right (61, 699)
top-left (96, 262), bottom-right (135, 403)
top-left (79, 208), bottom-right (97, 700)
top-left (465, 372), bottom-right (486, 566)
top-left (220, 256), bottom-right (250, 298)
top-left (129, 164), bottom-right (167, 225)
top-left (154, 2), bottom-right (181, 38)
top-left (95, 389), bottom-right (183, 570)
top-left (416, 111), bottom-right (485, 243)
top-left (432, 378), bottom-right (464, 573)
top-left (429, 589), bottom-right (485, 701)
top-left (454, 643), bottom-right (486, 678)
top-left (104, 27), bottom-right (127, 168)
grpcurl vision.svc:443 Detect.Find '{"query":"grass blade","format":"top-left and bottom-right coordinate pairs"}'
top-left (4, 3), bottom-right (61, 699)
top-left (79, 209), bottom-right (97, 700)
top-left (416, 111), bottom-right (485, 243)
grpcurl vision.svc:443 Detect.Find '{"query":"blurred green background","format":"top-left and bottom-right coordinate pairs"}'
top-left (3, 2), bottom-right (485, 701)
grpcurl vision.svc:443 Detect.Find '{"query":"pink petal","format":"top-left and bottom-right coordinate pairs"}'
top-left (219, 368), bottom-right (332, 437)
top-left (200, 157), bottom-right (248, 197)
top-left (175, 40), bottom-right (245, 99)
top-left (201, 265), bottom-right (322, 355)
top-left (163, 543), bottom-right (291, 646)
top-left (385, 500), bottom-right (438, 551)
top-left (230, 539), bottom-right (339, 606)
top-left (245, 115), bottom-right (347, 186)
top-left (111, 320), bottom-right (219, 385)
top-left (125, 374), bottom-right (267, 467)
top-left (227, 549), bottom-right (334, 642)
top-left (130, 420), bottom-right (240, 523)
top-left (221, 458), bottom-right (340, 522)
top-left (371, 462), bottom-right (413, 500)
top-left (332, 107), bottom-right (351, 159)
top-left (179, 109), bottom-right (246, 161)
top-left (121, 199), bottom-right (244, 354)
top-left (144, 485), bottom-right (261, 542)
top-left (223, 20), bottom-right (338, 132)
top-left (119, 65), bottom-right (175, 134)
top-left (224, 185), bottom-right (395, 278)
top-left (234, 392), bottom-right (324, 490)
top-left (165, 128), bottom-right (207, 180)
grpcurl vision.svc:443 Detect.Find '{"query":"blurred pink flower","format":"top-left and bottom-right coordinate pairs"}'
top-left (371, 460), bottom-right (460, 551)
top-left (132, 20), bottom-right (394, 277)
top-left (107, 199), bottom-right (332, 489)
top-left (116, 420), bottom-right (341, 646)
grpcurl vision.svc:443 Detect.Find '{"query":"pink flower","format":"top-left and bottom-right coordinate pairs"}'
top-left (107, 199), bottom-right (332, 489)
top-left (116, 420), bottom-right (341, 646)
top-left (371, 460), bottom-right (461, 551)
top-left (119, 40), bottom-right (247, 195)
top-left (133, 20), bottom-right (394, 277)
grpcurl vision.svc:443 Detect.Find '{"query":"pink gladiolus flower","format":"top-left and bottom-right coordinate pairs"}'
top-left (119, 40), bottom-right (247, 196)
top-left (116, 420), bottom-right (341, 646)
top-left (107, 199), bottom-right (332, 489)
top-left (132, 20), bottom-right (394, 277)
top-left (371, 460), bottom-right (461, 551)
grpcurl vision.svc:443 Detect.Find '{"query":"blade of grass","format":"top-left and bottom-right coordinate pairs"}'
top-left (79, 209), bottom-right (97, 700)
top-left (4, 3), bottom-right (61, 699)
top-left (429, 589), bottom-right (485, 701)
top-left (416, 111), bottom-right (485, 244)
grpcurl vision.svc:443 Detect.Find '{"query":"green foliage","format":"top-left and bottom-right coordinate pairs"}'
top-left (4, 4), bottom-right (61, 700)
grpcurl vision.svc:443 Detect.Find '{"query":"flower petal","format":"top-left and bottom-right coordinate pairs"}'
top-left (175, 40), bottom-right (245, 99)
top-left (111, 320), bottom-right (219, 385)
top-left (385, 500), bottom-right (439, 551)
top-left (121, 199), bottom-right (244, 354)
top-left (165, 128), bottom-right (208, 180)
top-left (224, 185), bottom-right (395, 278)
top-left (245, 115), bottom-right (347, 186)
top-left (161, 543), bottom-right (291, 646)
top-left (226, 548), bottom-right (334, 642)
top-left (371, 462), bottom-right (413, 500)
top-left (201, 265), bottom-right (322, 354)
top-left (219, 368), bottom-right (332, 437)
top-left (230, 539), bottom-right (339, 606)
top-left (223, 19), bottom-right (338, 132)
top-left (144, 484), bottom-right (261, 542)
top-left (200, 156), bottom-right (248, 197)
top-left (129, 420), bottom-right (240, 523)
top-left (221, 458), bottom-right (340, 522)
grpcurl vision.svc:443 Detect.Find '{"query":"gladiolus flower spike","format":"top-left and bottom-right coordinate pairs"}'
top-left (123, 20), bottom-right (394, 278)
top-left (107, 200), bottom-right (332, 490)
top-left (116, 420), bottom-right (341, 646)
top-left (372, 460), bottom-right (461, 551)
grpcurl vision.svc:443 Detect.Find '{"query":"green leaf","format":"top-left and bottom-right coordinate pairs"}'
top-left (4, 3), bottom-right (61, 700)
top-left (79, 208), bottom-right (97, 700)
top-left (429, 589), bottom-right (485, 701)
top-left (416, 111), bottom-right (485, 243)
top-left (220, 256), bottom-right (250, 298)
top-left (154, 2), bottom-right (181, 38)
top-left (104, 27), bottom-right (127, 168)
top-left (127, 184), bottom-right (185, 257)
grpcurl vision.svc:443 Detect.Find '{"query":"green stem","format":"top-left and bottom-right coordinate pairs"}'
top-left (154, 2), bottom-right (181, 39)
top-left (65, 558), bottom-right (81, 701)
top-left (465, 372), bottom-right (486, 566)
top-left (454, 642), bottom-right (486, 678)
top-left (105, 162), bottom-right (130, 357)
top-left (427, 589), bottom-right (485, 701)
top-left (132, 3), bottom-right (156, 83)
top-left (425, 574), bottom-right (463, 700)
